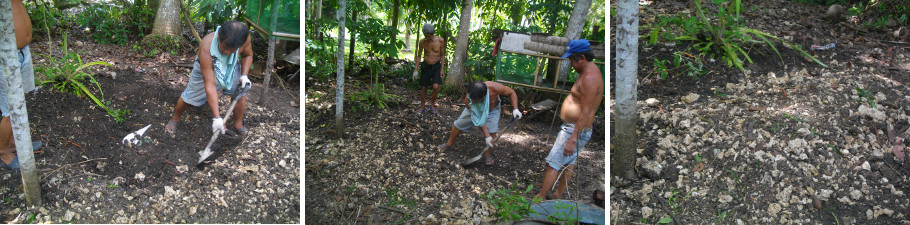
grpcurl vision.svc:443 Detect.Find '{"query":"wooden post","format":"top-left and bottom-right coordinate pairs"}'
top-left (335, 0), bottom-right (346, 139)
top-left (0, 0), bottom-right (41, 207)
top-left (259, 0), bottom-right (280, 104)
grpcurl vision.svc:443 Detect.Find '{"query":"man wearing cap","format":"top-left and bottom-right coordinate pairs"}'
top-left (535, 39), bottom-right (603, 200)
top-left (437, 81), bottom-right (522, 166)
top-left (412, 23), bottom-right (445, 114)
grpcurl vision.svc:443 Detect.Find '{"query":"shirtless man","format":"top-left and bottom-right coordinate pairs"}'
top-left (0, 0), bottom-right (42, 170)
top-left (412, 23), bottom-right (445, 114)
top-left (165, 20), bottom-right (253, 137)
top-left (437, 81), bottom-right (522, 166)
top-left (535, 39), bottom-right (604, 200)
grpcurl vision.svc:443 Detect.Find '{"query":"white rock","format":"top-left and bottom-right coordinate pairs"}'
top-left (681, 93), bottom-right (700, 104)
top-left (861, 161), bottom-right (871, 171)
top-left (165, 186), bottom-right (178, 198)
top-left (851, 189), bottom-right (863, 200)
top-left (856, 105), bottom-right (886, 122)
top-left (642, 206), bottom-right (653, 218)
top-left (719, 194), bottom-right (733, 203)
top-left (64, 210), bottom-right (76, 221)
top-left (768, 203), bottom-right (782, 216)
top-left (646, 98), bottom-right (659, 106)
top-left (134, 172), bottom-right (146, 182)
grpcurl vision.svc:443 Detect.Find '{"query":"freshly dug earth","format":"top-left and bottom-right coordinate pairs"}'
top-left (0, 34), bottom-right (300, 223)
top-left (612, 1), bottom-right (910, 224)
top-left (304, 72), bottom-right (606, 223)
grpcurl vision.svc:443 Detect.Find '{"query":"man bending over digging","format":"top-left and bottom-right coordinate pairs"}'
top-left (535, 39), bottom-right (603, 200)
top-left (437, 81), bottom-right (522, 166)
top-left (165, 21), bottom-right (253, 136)
top-left (0, 0), bottom-right (43, 170)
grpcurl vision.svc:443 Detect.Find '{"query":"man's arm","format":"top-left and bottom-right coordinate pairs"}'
top-left (413, 40), bottom-right (422, 72)
top-left (439, 37), bottom-right (446, 78)
top-left (505, 86), bottom-right (519, 112)
top-left (239, 35), bottom-right (254, 77)
top-left (198, 45), bottom-right (221, 119)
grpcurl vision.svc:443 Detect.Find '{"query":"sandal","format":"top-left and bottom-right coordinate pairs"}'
top-left (417, 107), bottom-right (427, 114)
top-left (232, 126), bottom-right (248, 136)
top-left (437, 143), bottom-right (451, 151)
top-left (429, 107), bottom-right (438, 114)
top-left (0, 157), bottom-right (19, 171)
top-left (165, 120), bottom-right (178, 136)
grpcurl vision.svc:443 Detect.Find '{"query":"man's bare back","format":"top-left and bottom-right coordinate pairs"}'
top-left (12, 0), bottom-right (32, 49)
top-left (560, 61), bottom-right (604, 128)
top-left (418, 35), bottom-right (445, 65)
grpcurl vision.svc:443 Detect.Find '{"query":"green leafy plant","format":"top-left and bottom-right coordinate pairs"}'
top-left (36, 33), bottom-right (129, 123)
top-left (484, 184), bottom-right (539, 222)
top-left (384, 186), bottom-right (416, 208)
top-left (695, 154), bottom-right (703, 163)
top-left (656, 0), bottom-right (826, 71)
top-left (107, 184), bottom-right (118, 188)
top-left (714, 209), bottom-right (728, 224)
top-left (856, 88), bottom-right (876, 108)
top-left (190, 0), bottom-right (247, 25)
top-left (138, 35), bottom-right (183, 58)
top-left (658, 216), bottom-right (673, 224)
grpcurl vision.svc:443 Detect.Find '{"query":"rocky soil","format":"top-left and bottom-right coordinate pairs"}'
top-left (612, 0), bottom-right (910, 224)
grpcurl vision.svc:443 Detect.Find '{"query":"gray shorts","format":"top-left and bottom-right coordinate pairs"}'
top-left (453, 100), bottom-right (501, 133)
top-left (180, 58), bottom-right (243, 107)
top-left (0, 45), bottom-right (36, 117)
top-left (545, 123), bottom-right (593, 170)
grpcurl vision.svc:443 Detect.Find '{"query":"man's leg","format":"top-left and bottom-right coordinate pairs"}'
top-left (444, 126), bottom-right (461, 147)
top-left (430, 83), bottom-right (439, 110)
top-left (549, 164), bottom-right (575, 199)
top-left (0, 117), bottom-right (13, 164)
top-left (535, 165), bottom-right (561, 201)
top-left (231, 96), bottom-right (247, 130)
top-left (170, 97), bottom-right (190, 123)
top-left (419, 87), bottom-right (427, 110)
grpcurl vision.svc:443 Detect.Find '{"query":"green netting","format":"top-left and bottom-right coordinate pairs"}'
top-left (495, 51), bottom-right (606, 91)
top-left (245, 0), bottom-right (300, 39)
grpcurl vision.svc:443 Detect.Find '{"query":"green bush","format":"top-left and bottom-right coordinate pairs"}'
top-left (137, 35), bottom-right (183, 57)
top-left (25, 1), bottom-right (68, 36)
top-left (484, 184), bottom-right (539, 222)
top-left (304, 36), bottom-right (337, 80)
top-left (76, 2), bottom-right (154, 46)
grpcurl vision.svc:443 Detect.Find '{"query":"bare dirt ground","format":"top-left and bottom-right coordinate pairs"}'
top-left (612, 0), bottom-right (910, 224)
top-left (304, 63), bottom-right (606, 223)
top-left (0, 27), bottom-right (300, 223)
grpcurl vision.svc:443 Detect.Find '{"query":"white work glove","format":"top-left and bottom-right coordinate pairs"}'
top-left (212, 117), bottom-right (225, 134)
top-left (485, 136), bottom-right (494, 147)
top-left (512, 108), bottom-right (522, 119)
top-left (412, 71), bottom-right (419, 80)
top-left (239, 75), bottom-right (252, 90)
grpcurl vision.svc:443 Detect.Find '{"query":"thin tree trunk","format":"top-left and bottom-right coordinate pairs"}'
top-left (556, 0), bottom-right (592, 82)
top-left (348, 9), bottom-right (357, 69)
top-left (615, 0), bottom-right (639, 181)
top-left (403, 20), bottom-right (411, 51)
top-left (179, 0), bottom-right (201, 44)
top-left (0, 0), bottom-right (40, 207)
top-left (315, 0), bottom-right (322, 19)
top-left (259, 0), bottom-right (279, 103)
top-left (445, 0), bottom-right (472, 89)
top-left (336, 0), bottom-right (347, 139)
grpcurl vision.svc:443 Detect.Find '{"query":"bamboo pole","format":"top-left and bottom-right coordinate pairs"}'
top-left (259, 0), bottom-right (280, 104)
top-left (0, 0), bottom-right (40, 207)
top-left (179, 0), bottom-right (201, 44)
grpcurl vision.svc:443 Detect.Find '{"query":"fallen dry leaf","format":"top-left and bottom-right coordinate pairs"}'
top-left (693, 162), bottom-right (705, 173)
top-left (748, 106), bottom-right (766, 111)
top-left (893, 138), bottom-right (905, 162)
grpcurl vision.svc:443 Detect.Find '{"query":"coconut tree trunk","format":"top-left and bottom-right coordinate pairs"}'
top-left (347, 9), bottom-right (357, 69)
top-left (315, 0), bottom-right (322, 19)
top-left (403, 20), bottom-right (411, 51)
top-left (336, 0), bottom-right (347, 139)
top-left (445, 0), bottom-right (472, 89)
top-left (147, 0), bottom-right (181, 38)
top-left (0, 0), bottom-right (40, 207)
top-left (615, 0), bottom-right (639, 181)
top-left (556, 0), bottom-right (592, 82)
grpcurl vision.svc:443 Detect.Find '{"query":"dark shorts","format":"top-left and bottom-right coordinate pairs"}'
top-left (420, 61), bottom-right (442, 87)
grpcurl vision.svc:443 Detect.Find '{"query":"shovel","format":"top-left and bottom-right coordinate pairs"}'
top-left (462, 117), bottom-right (518, 166)
top-left (198, 84), bottom-right (251, 164)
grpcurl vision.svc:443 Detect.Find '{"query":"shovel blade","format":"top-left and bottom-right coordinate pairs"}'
top-left (462, 154), bottom-right (482, 166)
top-left (198, 148), bottom-right (214, 163)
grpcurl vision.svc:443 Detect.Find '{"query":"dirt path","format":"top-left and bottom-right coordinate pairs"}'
top-left (304, 73), bottom-right (606, 223)
top-left (612, 1), bottom-right (910, 224)
top-left (1, 32), bottom-right (299, 223)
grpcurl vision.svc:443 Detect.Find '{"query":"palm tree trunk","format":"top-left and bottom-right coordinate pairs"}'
top-left (556, 0), bottom-right (592, 82)
top-left (615, 0), bottom-right (639, 181)
top-left (147, 0), bottom-right (181, 38)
